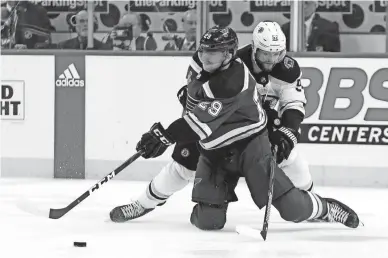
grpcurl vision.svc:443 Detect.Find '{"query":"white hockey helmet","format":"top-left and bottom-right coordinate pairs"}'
top-left (252, 21), bottom-right (286, 53)
top-left (252, 21), bottom-right (286, 71)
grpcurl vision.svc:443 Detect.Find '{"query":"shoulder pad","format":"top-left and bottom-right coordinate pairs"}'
top-left (236, 45), bottom-right (252, 64)
top-left (207, 61), bottom-right (245, 98)
top-left (237, 45), bottom-right (252, 59)
top-left (270, 55), bottom-right (301, 83)
top-left (236, 45), bottom-right (253, 74)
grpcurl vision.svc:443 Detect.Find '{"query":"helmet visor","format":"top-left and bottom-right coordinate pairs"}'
top-left (254, 48), bottom-right (283, 71)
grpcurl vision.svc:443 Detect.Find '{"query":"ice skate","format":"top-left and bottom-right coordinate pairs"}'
top-left (321, 198), bottom-right (360, 228)
top-left (110, 200), bottom-right (154, 223)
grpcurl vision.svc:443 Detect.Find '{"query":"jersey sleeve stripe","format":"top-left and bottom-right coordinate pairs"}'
top-left (187, 98), bottom-right (198, 106)
top-left (186, 102), bottom-right (195, 109)
top-left (190, 58), bottom-right (202, 74)
top-left (183, 113), bottom-right (212, 140)
top-left (186, 95), bottom-right (200, 112)
top-left (279, 101), bottom-right (305, 111)
top-left (188, 94), bottom-right (200, 103)
top-left (185, 104), bottom-right (195, 112)
top-left (279, 102), bottom-right (306, 116)
top-left (202, 81), bottom-right (215, 98)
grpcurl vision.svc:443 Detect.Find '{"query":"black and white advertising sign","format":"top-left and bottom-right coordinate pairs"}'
top-left (1, 81), bottom-right (25, 120)
top-left (298, 59), bottom-right (388, 145)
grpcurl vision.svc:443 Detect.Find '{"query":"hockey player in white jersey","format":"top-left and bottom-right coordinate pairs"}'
top-left (110, 22), bottom-right (313, 222)
top-left (237, 21), bottom-right (312, 192)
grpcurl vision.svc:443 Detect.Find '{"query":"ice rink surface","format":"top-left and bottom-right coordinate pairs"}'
top-left (1, 178), bottom-right (387, 258)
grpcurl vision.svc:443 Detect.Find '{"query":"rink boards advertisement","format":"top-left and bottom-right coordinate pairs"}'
top-left (1, 56), bottom-right (55, 177)
top-left (297, 58), bottom-right (388, 146)
top-left (1, 81), bottom-right (25, 120)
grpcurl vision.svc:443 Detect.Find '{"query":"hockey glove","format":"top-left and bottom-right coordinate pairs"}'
top-left (270, 126), bottom-right (299, 164)
top-left (265, 107), bottom-right (281, 130)
top-left (136, 123), bottom-right (175, 159)
top-left (262, 100), bottom-right (281, 129)
top-left (177, 85), bottom-right (188, 108)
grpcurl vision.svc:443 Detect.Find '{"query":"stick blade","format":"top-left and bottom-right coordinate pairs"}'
top-left (49, 208), bottom-right (67, 219)
top-left (260, 230), bottom-right (267, 241)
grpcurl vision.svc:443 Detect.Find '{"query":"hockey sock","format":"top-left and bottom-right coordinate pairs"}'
top-left (138, 161), bottom-right (193, 209)
top-left (137, 180), bottom-right (170, 209)
top-left (306, 192), bottom-right (328, 220)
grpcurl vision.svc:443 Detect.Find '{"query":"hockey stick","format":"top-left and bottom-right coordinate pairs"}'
top-left (260, 145), bottom-right (278, 240)
top-left (49, 150), bottom-right (143, 219)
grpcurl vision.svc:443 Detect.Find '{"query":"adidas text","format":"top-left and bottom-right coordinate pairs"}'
top-left (55, 79), bottom-right (84, 87)
top-left (56, 63), bottom-right (84, 87)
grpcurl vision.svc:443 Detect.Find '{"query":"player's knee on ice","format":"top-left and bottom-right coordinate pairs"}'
top-left (190, 203), bottom-right (228, 230)
top-left (273, 188), bottom-right (315, 222)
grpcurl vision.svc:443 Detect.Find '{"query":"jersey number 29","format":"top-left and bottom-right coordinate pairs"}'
top-left (198, 101), bottom-right (223, 117)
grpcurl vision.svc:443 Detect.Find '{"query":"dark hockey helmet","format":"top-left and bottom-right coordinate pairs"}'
top-left (198, 26), bottom-right (238, 57)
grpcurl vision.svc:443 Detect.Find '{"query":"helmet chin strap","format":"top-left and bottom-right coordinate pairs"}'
top-left (219, 56), bottom-right (232, 70)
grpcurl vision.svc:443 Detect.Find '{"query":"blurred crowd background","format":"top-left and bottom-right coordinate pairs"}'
top-left (1, 0), bottom-right (387, 53)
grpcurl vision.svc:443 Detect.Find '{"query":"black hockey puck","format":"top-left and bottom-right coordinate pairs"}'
top-left (73, 242), bottom-right (87, 247)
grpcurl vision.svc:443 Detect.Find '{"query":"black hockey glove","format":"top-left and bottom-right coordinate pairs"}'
top-left (265, 107), bottom-right (281, 130)
top-left (262, 100), bottom-right (281, 129)
top-left (136, 123), bottom-right (175, 159)
top-left (270, 127), bottom-right (299, 164)
top-left (177, 85), bottom-right (188, 108)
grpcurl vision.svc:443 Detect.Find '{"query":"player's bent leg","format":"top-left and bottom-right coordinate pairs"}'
top-left (240, 132), bottom-right (360, 228)
top-left (110, 160), bottom-right (195, 223)
top-left (138, 142), bottom-right (200, 209)
top-left (279, 146), bottom-right (314, 192)
top-left (109, 142), bottom-right (200, 223)
top-left (241, 132), bottom-right (294, 209)
top-left (273, 188), bottom-right (326, 222)
top-left (190, 203), bottom-right (228, 230)
top-left (190, 176), bottom-right (238, 230)
top-left (138, 160), bottom-right (195, 209)
top-left (190, 155), bottom-right (237, 230)
top-left (273, 189), bottom-right (360, 228)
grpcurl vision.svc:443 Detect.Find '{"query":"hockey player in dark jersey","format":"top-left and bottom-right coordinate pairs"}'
top-left (110, 26), bottom-right (360, 230)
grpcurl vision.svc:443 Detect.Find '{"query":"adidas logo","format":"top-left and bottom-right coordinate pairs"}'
top-left (55, 63), bottom-right (84, 87)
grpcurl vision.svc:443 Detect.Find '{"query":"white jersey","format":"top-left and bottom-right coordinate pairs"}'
top-left (237, 45), bottom-right (306, 119)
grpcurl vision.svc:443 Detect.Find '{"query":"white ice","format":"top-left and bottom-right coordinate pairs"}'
top-left (1, 178), bottom-right (387, 258)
